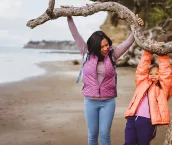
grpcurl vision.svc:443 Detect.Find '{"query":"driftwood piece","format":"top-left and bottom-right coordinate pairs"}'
top-left (46, 0), bottom-right (55, 19)
top-left (117, 25), bottom-right (172, 66)
top-left (26, 1), bottom-right (172, 55)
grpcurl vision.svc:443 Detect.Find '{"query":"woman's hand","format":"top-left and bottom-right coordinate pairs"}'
top-left (60, 5), bottom-right (73, 19)
top-left (136, 14), bottom-right (144, 26)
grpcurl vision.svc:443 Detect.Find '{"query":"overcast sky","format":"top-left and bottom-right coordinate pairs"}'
top-left (0, 0), bottom-right (107, 47)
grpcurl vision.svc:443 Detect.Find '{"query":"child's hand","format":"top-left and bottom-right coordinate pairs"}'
top-left (136, 14), bottom-right (144, 26)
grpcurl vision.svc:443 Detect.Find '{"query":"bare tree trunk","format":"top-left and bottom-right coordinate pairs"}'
top-left (26, 1), bottom-right (172, 55)
top-left (164, 122), bottom-right (172, 145)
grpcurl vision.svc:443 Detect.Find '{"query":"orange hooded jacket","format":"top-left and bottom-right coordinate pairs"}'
top-left (125, 50), bottom-right (172, 125)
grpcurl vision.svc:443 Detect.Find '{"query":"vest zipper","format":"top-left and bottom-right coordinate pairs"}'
top-left (98, 58), bottom-right (106, 97)
top-left (96, 60), bottom-right (101, 97)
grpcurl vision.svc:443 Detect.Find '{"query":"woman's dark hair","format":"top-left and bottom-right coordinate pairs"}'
top-left (149, 64), bottom-right (161, 88)
top-left (87, 31), bottom-right (112, 61)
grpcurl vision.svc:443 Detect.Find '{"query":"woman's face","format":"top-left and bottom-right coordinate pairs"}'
top-left (148, 67), bottom-right (159, 82)
top-left (100, 38), bottom-right (110, 56)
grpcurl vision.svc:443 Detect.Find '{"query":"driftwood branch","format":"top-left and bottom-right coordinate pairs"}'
top-left (26, 1), bottom-right (172, 55)
top-left (46, 0), bottom-right (55, 19)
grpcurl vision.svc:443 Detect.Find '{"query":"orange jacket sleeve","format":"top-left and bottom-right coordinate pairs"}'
top-left (158, 55), bottom-right (172, 100)
top-left (135, 50), bottom-right (152, 87)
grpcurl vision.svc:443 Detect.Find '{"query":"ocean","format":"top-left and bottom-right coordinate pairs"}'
top-left (0, 47), bottom-right (81, 84)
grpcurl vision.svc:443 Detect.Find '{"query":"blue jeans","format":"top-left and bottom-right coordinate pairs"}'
top-left (84, 97), bottom-right (116, 145)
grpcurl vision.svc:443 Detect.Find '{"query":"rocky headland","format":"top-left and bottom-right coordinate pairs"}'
top-left (24, 40), bottom-right (78, 50)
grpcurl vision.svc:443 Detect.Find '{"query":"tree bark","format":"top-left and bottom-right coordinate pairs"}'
top-left (46, 0), bottom-right (55, 19)
top-left (117, 26), bottom-right (172, 66)
top-left (26, 1), bottom-right (172, 55)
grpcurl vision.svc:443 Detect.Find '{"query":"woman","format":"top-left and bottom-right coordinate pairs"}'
top-left (63, 5), bottom-right (144, 145)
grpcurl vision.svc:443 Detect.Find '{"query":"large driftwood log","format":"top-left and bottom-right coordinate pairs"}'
top-left (117, 26), bottom-right (172, 66)
top-left (27, 1), bottom-right (172, 55)
top-left (46, 0), bottom-right (55, 19)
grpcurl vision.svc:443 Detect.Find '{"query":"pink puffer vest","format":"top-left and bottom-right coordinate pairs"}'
top-left (82, 54), bottom-right (117, 98)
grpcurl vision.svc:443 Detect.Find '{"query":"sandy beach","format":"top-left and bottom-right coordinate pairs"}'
top-left (0, 60), bottom-right (171, 145)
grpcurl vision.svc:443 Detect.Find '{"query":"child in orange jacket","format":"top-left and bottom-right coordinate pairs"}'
top-left (124, 49), bottom-right (172, 145)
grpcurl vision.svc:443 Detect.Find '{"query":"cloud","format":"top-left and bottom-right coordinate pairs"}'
top-left (0, 0), bottom-right (22, 17)
top-left (0, 0), bottom-right (107, 47)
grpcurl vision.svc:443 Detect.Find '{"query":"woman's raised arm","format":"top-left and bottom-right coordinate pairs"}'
top-left (67, 16), bottom-right (87, 56)
top-left (112, 15), bottom-right (144, 60)
top-left (112, 33), bottom-right (134, 61)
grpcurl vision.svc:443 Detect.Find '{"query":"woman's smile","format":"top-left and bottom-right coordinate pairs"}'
top-left (101, 38), bottom-right (110, 56)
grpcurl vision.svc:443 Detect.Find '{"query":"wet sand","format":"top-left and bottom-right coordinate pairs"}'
top-left (0, 61), bottom-right (171, 145)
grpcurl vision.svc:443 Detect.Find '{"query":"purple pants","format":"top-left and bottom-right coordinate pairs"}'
top-left (124, 116), bottom-right (156, 145)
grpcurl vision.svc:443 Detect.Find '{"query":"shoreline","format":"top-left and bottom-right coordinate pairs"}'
top-left (0, 47), bottom-right (82, 85)
top-left (0, 60), bottom-right (80, 85)
top-left (0, 60), bottom-right (171, 145)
